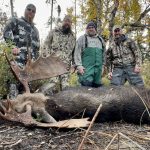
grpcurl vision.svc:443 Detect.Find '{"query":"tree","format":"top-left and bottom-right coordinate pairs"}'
top-left (68, 0), bottom-right (150, 56)
top-left (46, 0), bottom-right (57, 29)
top-left (0, 9), bottom-right (8, 40)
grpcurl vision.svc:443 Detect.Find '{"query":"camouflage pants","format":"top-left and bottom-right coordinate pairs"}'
top-left (111, 65), bottom-right (144, 87)
top-left (38, 73), bottom-right (70, 95)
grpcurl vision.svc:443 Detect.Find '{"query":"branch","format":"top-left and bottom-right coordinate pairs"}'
top-left (122, 4), bottom-right (150, 31)
top-left (77, 104), bottom-right (102, 150)
top-left (108, 0), bottom-right (119, 41)
top-left (136, 4), bottom-right (150, 23)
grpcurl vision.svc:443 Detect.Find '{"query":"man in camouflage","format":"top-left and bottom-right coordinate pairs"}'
top-left (106, 25), bottom-right (144, 86)
top-left (3, 4), bottom-right (40, 98)
top-left (44, 15), bottom-right (75, 92)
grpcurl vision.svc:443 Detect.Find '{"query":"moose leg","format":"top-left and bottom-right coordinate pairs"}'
top-left (25, 104), bottom-right (32, 115)
top-left (37, 108), bottom-right (57, 123)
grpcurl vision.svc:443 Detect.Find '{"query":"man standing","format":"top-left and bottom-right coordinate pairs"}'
top-left (3, 4), bottom-right (40, 98)
top-left (74, 21), bottom-right (105, 87)
top-left (106, 25), bottom-right (144, 86)
top-left (44, 15), bottom-right (75, 92)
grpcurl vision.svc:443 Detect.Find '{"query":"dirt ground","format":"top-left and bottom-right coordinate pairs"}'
top-left (0, 121), bottom-right (150, 150)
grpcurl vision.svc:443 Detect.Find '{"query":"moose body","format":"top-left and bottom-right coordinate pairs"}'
top-left (45, 86), bottom-right (150, 124)
top-left (0, 86), bottom-right (149, 125)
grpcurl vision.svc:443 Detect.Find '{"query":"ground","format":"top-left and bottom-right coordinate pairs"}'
top-left (0, 121), bottom-right (150, 150)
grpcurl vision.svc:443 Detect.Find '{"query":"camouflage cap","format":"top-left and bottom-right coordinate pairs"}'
top-left (63, 15), bottom-right (72, 22)
top-left (113, 25), bottom-right (122, 32)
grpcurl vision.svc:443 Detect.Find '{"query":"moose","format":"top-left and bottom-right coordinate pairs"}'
top-left (0, 51), bottom-right (149, 127)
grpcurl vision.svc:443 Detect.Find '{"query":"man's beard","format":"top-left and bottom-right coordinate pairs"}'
top-left (87, 31), bottom-right (96, 37)
top-left (115, 34), bottom-right (126, 46)
top-left (25, 15), bottom-right (33, 23)
top-left (62, 25), bottom-right (71, 34)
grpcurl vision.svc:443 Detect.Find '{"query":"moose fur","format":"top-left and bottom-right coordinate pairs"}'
top-left (7, 93), bottom-right (56, 123)
top-left (1, 86), bottom-right (149, 125)
top-left (45, 86), bottom-right (150, 124)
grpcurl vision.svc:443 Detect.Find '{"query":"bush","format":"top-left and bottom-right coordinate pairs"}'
top-left (142, 60), bottom-right (150, 88)
top-left (0, 42), bottom-right (16, 98)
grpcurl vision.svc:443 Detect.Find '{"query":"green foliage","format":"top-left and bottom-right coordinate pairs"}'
top-left (142, 60), bottom-right (150, 88)
top-left (0, 42), bottom-right (16, 97)
top-left (69, 73), bottom-right (79, 86)
top-left (69, 73), bottom-right (110, 87)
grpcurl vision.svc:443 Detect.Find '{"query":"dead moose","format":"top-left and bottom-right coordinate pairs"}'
top-left (45, 86), bottom-right (150, 124)
top-left (0, 51), bottom-right (149, 127)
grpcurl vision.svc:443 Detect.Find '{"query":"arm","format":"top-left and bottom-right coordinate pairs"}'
top-left (33, 27), bottom-right (40, 59)
top-left (106, 47), bottom-right (114, 79)
top-left (3, 17), bottom-right (18, 42)
top-left (130, 40), bottom-right (142, 73)
top-left (100, 37), bottom-right (106, 65)
top-left (106, 47), bottom-right (113, 72)
top-left (74, 36), bottom-right (85, 74)
top-left (130, 40), bottom-right (142, 67)
top-left (3, 17), bottom-right (20, 55)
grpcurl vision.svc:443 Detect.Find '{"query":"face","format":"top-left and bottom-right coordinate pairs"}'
top-left (113, 28), bottom-right (122, 38)
top-left (62, 19), bottom-right (72, 34)
top-left (86, 26), bottom-right (96, 36)
top-left (62, 19), bottom-right (72, 28)
top-left (24, 6), bottom-right (36, 23)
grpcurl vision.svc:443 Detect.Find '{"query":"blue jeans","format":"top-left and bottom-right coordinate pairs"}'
top-left (111, 66), bottom-right (144, 87)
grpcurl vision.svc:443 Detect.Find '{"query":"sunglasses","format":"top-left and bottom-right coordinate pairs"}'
top-left (27, 8), bottom-right (36, 13)
top-left (114, 29), bottom-right (120, 33)
top-left (87, 26), bottom-right (95, 29)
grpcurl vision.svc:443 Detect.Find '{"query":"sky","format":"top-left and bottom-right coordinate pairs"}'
top-left (1, 0), bottom-right (74, 41)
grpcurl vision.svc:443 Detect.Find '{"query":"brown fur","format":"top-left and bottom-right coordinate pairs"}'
top-left (11, 93), bottom-right (56, 123)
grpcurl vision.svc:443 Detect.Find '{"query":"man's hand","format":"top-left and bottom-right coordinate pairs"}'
top-left (12, 47), bottom-right (20, 55)
top-left (77, 66), bottom-right (85, 75)
top-left (108, 72), bottom-right (112, 80)
top-left (134, 65), bottom-right (141, 73)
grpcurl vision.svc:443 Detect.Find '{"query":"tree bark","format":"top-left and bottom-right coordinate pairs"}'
top-left (93, 0), bottom-right (102, 35)
top-left (108, 0), bottom-right (119, 42)
top-left (45, 86), bottom-right (150, 124)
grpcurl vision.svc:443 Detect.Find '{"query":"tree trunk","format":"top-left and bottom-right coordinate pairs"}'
top-left (45, 86), bottom-right (150, 124)
top-left (93, 0), bottom-right (102, 35)
top-left (10, 0), bottom-right (14, 17)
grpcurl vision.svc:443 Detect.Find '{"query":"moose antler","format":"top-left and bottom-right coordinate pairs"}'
top-left (0, 100), bottom-right (35, 125)
top-left (0, 100), bottom-right (90, 128)
top-left (4, 52), bottom-right (68, 93)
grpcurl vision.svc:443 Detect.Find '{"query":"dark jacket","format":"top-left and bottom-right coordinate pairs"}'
top-left (3, 17), bottom-right (40, 66)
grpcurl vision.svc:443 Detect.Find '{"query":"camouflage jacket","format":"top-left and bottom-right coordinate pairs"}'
top-left (44, 26), bottom-right (76, 65)
top-left (106, 35), bottom-right (142, 71)
top-left (3, 17), bottom-right (40, 66)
